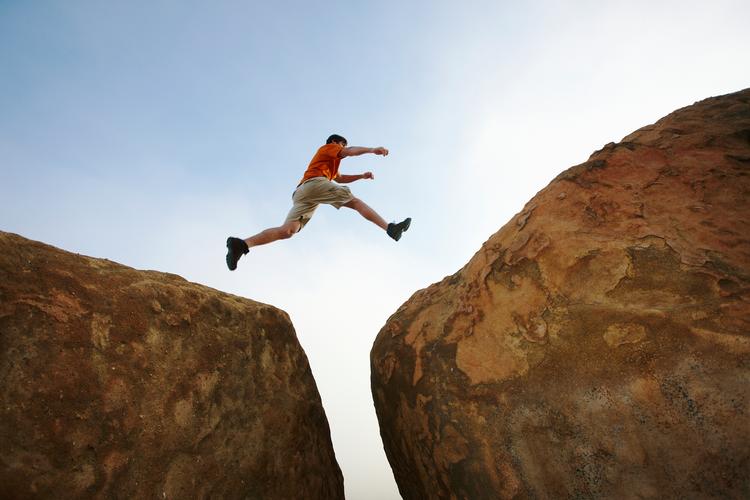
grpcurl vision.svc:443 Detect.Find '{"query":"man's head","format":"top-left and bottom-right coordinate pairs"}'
top-left (326, 134), bottom-right (347, 146)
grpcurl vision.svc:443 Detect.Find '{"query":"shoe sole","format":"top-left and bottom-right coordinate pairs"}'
top-left (226, 237), bottom-right (238, 271)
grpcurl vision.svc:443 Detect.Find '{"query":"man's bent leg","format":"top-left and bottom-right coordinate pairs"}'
top-left (343, 197), bottom-right (388, 230)
top-left (245, 220), bottom-right (302, 248)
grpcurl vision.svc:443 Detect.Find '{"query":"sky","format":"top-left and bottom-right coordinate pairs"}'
top-left (1, 1), bottom-right (749, 498)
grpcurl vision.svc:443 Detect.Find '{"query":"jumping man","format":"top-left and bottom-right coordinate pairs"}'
top-left (225, 134), bottom-right (411, 270)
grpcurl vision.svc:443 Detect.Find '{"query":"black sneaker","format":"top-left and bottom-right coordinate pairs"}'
top-left (226, 237), bottom-right (249, 271)
top-left (387, 217), bottom-right (411, 241)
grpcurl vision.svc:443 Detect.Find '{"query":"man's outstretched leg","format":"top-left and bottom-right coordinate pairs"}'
top-left (342, 197), bottom-right (387, 230)
top-left (226, 220), bottom-right (302, 270)
top-left (343, 197), bottom-right (411, 241)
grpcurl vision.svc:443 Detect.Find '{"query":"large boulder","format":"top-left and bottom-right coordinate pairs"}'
top-left (371, 89), bottom-right (750, 499)
top-left (0, 232), bottom-right (344, 499)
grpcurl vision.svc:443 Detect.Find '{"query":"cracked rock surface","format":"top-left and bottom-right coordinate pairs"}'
top-left (371, 88), bottom-right (750, 499)
top-left (0, 232), bottom-right (344, 499)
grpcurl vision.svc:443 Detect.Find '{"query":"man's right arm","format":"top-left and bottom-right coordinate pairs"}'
top-left (339, 146), bottom-right (389, 158)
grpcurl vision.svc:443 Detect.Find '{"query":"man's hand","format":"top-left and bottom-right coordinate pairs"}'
top-left (372, 147), bottom-right (389, 156)
top-left (362, 172), bottom-right (374, 180)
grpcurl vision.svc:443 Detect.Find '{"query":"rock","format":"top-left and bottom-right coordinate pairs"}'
top-left (0, 232), bottom-right (344, 499)
top-left (371, 89), bottom-right (750, 499)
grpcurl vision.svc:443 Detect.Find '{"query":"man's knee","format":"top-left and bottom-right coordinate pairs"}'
top-left (343, 197), bottom-right (360, 209)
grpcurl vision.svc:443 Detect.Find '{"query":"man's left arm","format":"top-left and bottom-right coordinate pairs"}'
top-left (335, 172), bottom-right (374, 184)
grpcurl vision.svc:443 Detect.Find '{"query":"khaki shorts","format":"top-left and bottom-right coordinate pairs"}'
top-left (284, 177), bottom-right (354, 230)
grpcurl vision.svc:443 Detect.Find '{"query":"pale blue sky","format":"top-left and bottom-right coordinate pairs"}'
top-left (2, 1), bottom-right (749, 498)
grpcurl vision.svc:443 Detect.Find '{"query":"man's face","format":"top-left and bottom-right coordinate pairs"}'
top-left (335, 140), bottom-right (347, 147)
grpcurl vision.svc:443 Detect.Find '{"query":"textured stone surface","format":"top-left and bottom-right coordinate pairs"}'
top-left (0, 232), bottom-right (344, 499)
top-left (371, 89), bottom-right (750, 499)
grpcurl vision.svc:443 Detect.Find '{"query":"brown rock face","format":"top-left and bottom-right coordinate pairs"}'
top-left (371, 89), bottom-right (750, 499)
top-left (0, 232), bottom-right (344, 499)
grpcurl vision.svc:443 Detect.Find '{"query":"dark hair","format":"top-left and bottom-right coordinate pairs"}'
top-left (326, 134), bottom-right (347, 146)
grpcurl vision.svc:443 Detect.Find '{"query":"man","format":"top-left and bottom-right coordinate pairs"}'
top-left (225, 134), bottom-right (411, 270)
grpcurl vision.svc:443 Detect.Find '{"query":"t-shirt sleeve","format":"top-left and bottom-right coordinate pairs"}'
top-left (321, 143), bottom-right (343, 158)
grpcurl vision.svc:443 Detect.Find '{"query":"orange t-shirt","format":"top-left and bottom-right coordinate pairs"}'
top-left (298, 143), bottom-right (344, 186)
